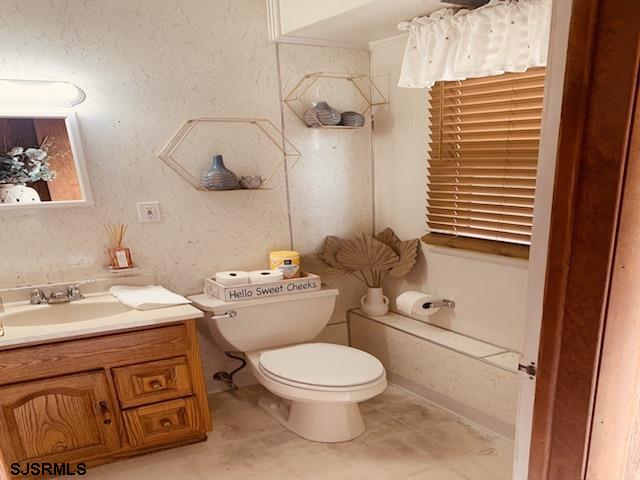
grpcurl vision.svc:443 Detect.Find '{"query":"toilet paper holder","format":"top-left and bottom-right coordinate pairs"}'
top-left (422, 299), bottom-right (455, 309)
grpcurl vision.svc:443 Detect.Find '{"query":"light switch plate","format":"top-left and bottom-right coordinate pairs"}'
top-left (137, 202), bottom-right (161, 223)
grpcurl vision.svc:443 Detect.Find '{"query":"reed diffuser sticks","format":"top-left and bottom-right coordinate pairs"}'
top-left (106, 223), bottom-right (127, 248)
top-left (106, 223), bottom-right (133, 269)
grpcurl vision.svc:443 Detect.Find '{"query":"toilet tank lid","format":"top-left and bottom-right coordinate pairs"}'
top-left (259, 343), bottom-right (385, 388)
top-left (189, 288), bottom-right (339, 312)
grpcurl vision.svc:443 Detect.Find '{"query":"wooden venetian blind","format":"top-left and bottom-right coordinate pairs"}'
top-left (427, 67), bottom-right (546, 247)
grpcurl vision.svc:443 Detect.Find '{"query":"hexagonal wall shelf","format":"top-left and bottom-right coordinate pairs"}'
top-left (158, 117), bottom-right (301, 191)
top-left (284, 72), bottom-right (388, 129)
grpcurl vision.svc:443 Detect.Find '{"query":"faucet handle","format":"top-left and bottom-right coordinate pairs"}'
top-left (67, 284), bottom-right (84, 301)
top-left (30, 289), bottom-right (47, 305)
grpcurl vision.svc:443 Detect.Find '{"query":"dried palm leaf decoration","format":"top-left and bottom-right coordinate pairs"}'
top-left (376, 228), bottom-right (420, 278)
top-left (323, 236), bottom-right (347, 270)
top-left (337, 234), bottom-right (399, 271)
top-left (312, 228), bottom-right (419, 287)
top-left (389, 239), bottom-right (420, 277)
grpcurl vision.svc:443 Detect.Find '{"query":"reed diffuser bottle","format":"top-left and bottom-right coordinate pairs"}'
top-left (106, 223), bottom-right (133, 269)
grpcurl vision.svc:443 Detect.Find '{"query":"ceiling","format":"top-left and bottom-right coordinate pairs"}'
top-left (285, 0), bottom-right (450, 47)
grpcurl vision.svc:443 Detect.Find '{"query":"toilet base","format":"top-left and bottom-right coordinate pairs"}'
top-left (258, 394), bottom-right (366, 443)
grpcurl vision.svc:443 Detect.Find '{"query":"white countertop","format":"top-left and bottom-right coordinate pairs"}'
top-left (0, 293), bottom-right (203, 350)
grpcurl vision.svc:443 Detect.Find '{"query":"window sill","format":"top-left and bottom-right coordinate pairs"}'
top-left (421, 233), bottom-right (530, 260)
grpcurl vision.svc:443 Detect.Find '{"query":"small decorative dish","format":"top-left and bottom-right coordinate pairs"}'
top-left (239, 175), bottom-right (264, 189)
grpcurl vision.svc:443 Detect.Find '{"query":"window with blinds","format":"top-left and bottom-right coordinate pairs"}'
top-left (426, 67), bottom-right (546, 252)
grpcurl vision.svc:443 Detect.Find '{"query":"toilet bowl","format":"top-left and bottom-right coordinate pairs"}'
top-left (189, 288), bottom-right (388, 443)
top-left (246, 343), bottom-right (386, 442)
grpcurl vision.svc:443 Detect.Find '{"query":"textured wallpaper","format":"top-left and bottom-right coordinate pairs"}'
top-left (0, 0), bottom-right (372, 391)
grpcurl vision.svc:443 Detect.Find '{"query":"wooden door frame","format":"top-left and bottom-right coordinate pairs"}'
top-left (529, 0), bottom-right (640, 478)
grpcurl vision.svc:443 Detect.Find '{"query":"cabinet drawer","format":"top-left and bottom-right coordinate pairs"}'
top-left (0, 324), bottom-right (187, 386)
top-left (122, 397), bottom-right (203, 447)
top-left (113, 357), bottom-right (193, 408)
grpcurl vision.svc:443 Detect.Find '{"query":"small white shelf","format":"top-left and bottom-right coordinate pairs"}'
top-left (104, 266), bottom-right (142, 277)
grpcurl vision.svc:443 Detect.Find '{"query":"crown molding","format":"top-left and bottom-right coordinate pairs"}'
top-left (273, 34), bottom-right (368, 50)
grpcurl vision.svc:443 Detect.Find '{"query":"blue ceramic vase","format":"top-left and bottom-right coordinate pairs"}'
top-left (201, 155), bottom-right (239, 190)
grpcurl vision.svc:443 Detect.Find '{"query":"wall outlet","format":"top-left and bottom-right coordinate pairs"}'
top-left (137, 202), bottom-right (161, 223)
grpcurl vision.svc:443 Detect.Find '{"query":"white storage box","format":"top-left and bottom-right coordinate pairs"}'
top-left (204, 272), bottom-right (321, 302)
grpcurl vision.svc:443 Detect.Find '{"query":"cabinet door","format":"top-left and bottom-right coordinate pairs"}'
top-left (0, 371), bottom-right (120, 464)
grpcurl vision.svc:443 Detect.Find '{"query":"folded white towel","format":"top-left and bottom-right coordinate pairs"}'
top-left (109, 285), bottom-right (191, 311)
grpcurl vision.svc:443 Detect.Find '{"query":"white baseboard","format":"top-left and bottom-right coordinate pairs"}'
top-left (388, 372), bottom-right (516, 441)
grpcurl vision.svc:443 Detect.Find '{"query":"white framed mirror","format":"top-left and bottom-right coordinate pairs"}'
top-left (0, 110), bottom-right (93, 208)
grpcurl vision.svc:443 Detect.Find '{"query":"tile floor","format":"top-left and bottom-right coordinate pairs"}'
top-left (86, 384), bottom-right (513, 480)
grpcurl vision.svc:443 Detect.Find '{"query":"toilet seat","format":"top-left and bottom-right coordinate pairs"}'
top-left (259, 343), bottom-right (384, 390)
top-left (246, 345), bottom-right (387, 442)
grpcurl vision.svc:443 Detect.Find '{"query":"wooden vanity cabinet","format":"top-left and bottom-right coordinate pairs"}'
top-left (0, 371), bottom-right (120, 464)
top-left (0, 320), bottom-right (212, 478)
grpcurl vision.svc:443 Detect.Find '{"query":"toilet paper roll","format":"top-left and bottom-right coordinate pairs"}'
top-left (249, 270), bottom-right (284, 284)
top-left (396, 291), bottom-right (442, 318)
top-left (215, 271), bottom-right (250, 286)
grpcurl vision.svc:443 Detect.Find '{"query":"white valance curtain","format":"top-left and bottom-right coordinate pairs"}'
top-left (398, 0), bottom-right (552, 88)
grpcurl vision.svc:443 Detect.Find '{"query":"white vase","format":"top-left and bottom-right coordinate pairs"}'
top-left (0, 184), bottom-right (41, 204)
top-left (360, 287), bottom-right (389, 317)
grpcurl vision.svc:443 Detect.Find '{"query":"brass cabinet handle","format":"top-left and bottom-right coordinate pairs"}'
top-left (99, 400), bottom-right (110, 414)
top-left (160, 418), bottom-right (172, 428)
top-left (149, 380), bottom-right (164, 390)
top-left (99, 400), bottom-right (112, 425)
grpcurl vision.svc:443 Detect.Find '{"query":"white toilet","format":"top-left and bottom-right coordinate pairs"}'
top-left (190, 288), bottom-right (387, 442)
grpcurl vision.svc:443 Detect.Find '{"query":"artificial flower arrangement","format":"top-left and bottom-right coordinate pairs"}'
top-left (0, 147), bottom-right (55, 185)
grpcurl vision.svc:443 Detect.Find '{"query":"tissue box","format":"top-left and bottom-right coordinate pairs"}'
top-left (204, 272), bottom-right (321, 302)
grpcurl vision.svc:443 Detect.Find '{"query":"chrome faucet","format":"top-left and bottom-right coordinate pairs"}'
top-left (30, 289), bottom-right (47, 305)
top-left (30, 284), bottom-right (85, 305)
top-left (66, 284), bottom-right (85, 302)
top-left (47, 290), bottom-right (70, 304)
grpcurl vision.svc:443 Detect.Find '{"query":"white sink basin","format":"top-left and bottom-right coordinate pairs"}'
top-left (0, 291), bottom-right (203, 349)
top-left (1, 297), bottom-right (132, 327)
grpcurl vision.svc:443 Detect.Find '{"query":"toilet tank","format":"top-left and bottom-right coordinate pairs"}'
top-left (189, 288), bottom-right (339, 352)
